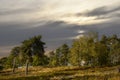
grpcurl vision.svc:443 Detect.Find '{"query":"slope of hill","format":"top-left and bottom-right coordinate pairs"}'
top-left (0, 66), bottom-right (120, 80)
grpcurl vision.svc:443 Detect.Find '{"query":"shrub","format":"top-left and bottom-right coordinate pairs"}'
top-left (0, 65), bottom-right (3, 71)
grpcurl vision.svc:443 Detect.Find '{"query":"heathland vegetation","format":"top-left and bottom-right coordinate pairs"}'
top-left (0, 32), bottom-right (120, 80)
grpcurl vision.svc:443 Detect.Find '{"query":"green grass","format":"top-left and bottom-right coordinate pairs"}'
top-left (0, 66), bottom-right (120, 80)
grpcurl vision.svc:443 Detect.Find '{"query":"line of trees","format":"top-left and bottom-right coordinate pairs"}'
top-left (0, 33), bottom-right (120, 74)
top-left (49, 44), bottom-right (69, 66)
top-left (0, 35), bottom-right (47, 75)
top-left (48, 33), bottom-right (120, 67)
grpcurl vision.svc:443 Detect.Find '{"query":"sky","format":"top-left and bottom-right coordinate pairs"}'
top-left (0, 0), bottom-right (120, 57)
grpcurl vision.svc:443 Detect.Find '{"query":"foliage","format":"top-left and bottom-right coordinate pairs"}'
top-left (70, 33), bottom-right (120, 67)
top-left (20, 35), bottom-right (46, 75)
top-left (49, 44), bottom-right (69, 66)
top-left (32, 55), bottom-right (49, 66)
top-left (60, 44), bottom-right (69, 66)
top-left (0, 57), bottom-right (8, 69)
top-left (0, 65), bottom-right (3, 71)
top-left (70, 33), bottom-right (98, 66)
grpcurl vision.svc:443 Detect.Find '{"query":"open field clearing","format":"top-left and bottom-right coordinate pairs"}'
top-left (0, 66), bottom-right (120, 80)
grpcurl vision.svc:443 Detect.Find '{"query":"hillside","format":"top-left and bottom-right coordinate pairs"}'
top-left (0, 66), bottom-right (120, 80)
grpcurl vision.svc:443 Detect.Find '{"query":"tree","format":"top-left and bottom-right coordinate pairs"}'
top-left (32, 55), bottom-right (49, 66)
top-left (21, 40), bottom-right (33, 75)
top-left (95, 42), bottom-right (109, 66)
top-left (70, 39), bottom-right (82, 66)
top-left (100, 35), bottom-right (108, 44)
top-left (60, 44), bottom-right (69, 66)
top-left (20, 35), bottom-right (45, 75)
top-left (10, 46), bottom-right (20, 73)
top-left (30, 35), bottom-right (45, 56)
top-left (70, 33), bottom-right (97, 66)
top-left (49, 44), bottom-right (69, 66)
top-left (0, 57), bottom-right (8, 70)
top-left (108, 35), bottom-right (120, 65)
top-left (48, 51), bottom-right (57, 66)
top-left (54, 48), bottom-right (61, 66)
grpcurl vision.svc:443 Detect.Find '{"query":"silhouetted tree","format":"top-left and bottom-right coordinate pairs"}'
top-left (10, 46), bottom-right (20, 73)
top-left (21, 35), bottom-right (45, 75)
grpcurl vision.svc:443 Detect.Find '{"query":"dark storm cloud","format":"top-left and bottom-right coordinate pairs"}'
top-left (0, 21), bottom-right (77, 56)
top-left (0, 18), bottom-right (120, 57)
top-left (85, 6), bottom-right (120, 16)
top-left (76, 6), bottom-right (120, 17)
top-left (83, 20), bottom-right (120, 36)
top-left (0, 21), bottom-right (77, 50)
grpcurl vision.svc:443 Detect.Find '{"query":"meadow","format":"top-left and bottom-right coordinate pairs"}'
top-left (0, 66), bottom-right (120, 80)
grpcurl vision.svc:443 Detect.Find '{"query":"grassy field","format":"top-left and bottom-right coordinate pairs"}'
top-left (0, 66), bottom-right (120, 80)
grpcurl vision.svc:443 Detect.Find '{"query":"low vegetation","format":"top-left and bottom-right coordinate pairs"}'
top-left (0, 66), bottom-right (120, 80)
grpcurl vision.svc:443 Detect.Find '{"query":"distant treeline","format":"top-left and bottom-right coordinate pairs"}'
top-left (0, 32), bottom-right (120, 74)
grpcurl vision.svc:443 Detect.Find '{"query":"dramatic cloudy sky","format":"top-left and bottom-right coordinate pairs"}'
top-left (0, 0), bottom-right (120, 57)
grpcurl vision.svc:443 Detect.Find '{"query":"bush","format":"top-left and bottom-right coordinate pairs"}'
top-left (0, 65), bottom-right (3, 71)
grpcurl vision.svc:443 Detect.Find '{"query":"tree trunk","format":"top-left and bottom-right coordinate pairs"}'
top-left (78, 55), bottom-right (81, 67)
top-left (65, 59), bottom-right (67, 66)
top-left (78, 59), bottom-right (81, 67)
top-left (25, 59), bottom-right (29, 75)
top-left (118, 67), bottom-right (120, 73)
top-left (12, 58), bottom-right (16, 73)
